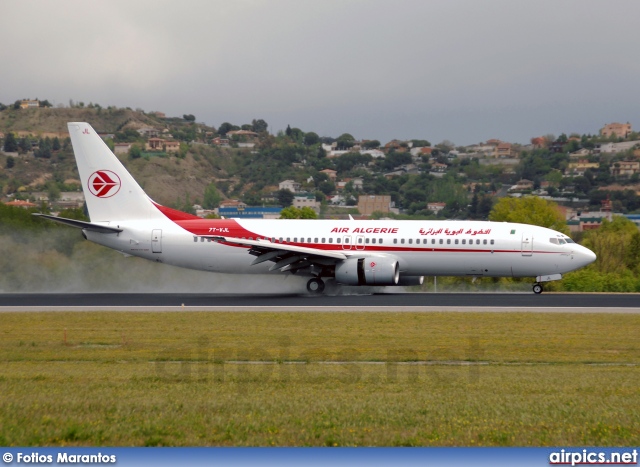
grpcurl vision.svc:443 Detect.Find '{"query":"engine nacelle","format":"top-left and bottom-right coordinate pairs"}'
top-left (395, 276), bottom-right (424, 286)
top-left (335, 257), bottom-right (399, 286)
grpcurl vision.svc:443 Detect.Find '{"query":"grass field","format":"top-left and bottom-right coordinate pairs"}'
top-left (0, 311), bottom-right (638, 446)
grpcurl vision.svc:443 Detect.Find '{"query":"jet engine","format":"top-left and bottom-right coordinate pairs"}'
top-left (335, 257), bottom-right (399, 286)
top-left (395, 276), bottom-right (424, 286)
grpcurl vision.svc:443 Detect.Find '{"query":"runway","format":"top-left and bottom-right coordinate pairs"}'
top-left (1, 293), bottom-right (639, 312)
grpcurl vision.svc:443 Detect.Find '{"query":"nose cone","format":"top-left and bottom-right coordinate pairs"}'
top-left (576, 245), bottom-right (597, 268)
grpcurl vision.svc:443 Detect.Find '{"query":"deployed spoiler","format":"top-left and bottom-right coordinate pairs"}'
top-left (32, 213), bottom-right (123, 234)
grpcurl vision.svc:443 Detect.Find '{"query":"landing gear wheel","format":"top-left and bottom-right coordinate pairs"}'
top-left (532, 283), bottom-right (543, 294)
top-left (306, 277), bottom-right (325, 294)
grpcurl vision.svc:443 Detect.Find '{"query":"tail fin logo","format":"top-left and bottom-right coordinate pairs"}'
top-left (88, 170), bottom-right (121, 198)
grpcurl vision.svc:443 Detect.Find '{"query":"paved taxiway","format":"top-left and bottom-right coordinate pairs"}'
top-left (0, 293), bottom-right (639, 312)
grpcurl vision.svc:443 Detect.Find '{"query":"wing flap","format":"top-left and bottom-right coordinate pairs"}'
top-left (217, 237), bottom-right (348, 261)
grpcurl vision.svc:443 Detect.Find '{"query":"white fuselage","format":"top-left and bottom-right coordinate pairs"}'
top-left (85, 218), bottom-right (596, 280)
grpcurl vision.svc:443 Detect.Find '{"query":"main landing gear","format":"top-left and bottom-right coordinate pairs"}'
top-left (307, 277), bottom-right (325, 294)
top-left (532, 283), bottom-right (543, 294)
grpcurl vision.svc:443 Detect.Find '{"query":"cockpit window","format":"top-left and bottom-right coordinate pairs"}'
top-left (558, 239), bottom-right (566, 244)
top-left (549, 238), bottom-right (559, 244)
top-left (564, 238), bottom-right (575, 243)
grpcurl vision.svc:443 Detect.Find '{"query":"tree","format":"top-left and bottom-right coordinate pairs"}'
top-left (3, 132), bottom-right (18, 152)
top-left (581, 217), bottom-right (640, 274)
top-left (47, 182), bottom-right (61, 202)
top-left (218, 122), bottom-right (233, 136)
top-left (304, 132), bottom-right (320, 146)
top-left (318, 180), bottom-right (336, 196)
top-left (275, 189), bottom-right (294, 207)
top-left (5, 156), bottom-right (15, 169)
top-left (183, 114), bottom-right (196, 122)
top-left (362, 140), bottom-right (381, 149)
top-left (489, 197), bottom-right (568, 234)
top-left (252, 119), bottom-right (268, 133)
top-left (410, 139), bottom-right (431, 147)
top-left (129, 144), bottom-right (142, 159)
top-left (279, 206), bottom-right (318, 219)
top-left (336, 133), bottom-right (355, 149)
top-left (203, 183), bottom-right (223, 209)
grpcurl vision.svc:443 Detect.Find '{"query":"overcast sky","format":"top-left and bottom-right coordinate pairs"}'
top-left (2, 0), bottom-right (639, 145)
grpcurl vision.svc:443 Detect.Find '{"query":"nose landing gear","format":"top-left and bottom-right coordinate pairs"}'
top-left (532, 283), bottom-right (543, 294)
top-left (306, 277), bottom-right (325, 294)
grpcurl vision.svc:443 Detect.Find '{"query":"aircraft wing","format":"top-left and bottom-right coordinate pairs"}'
top-left (211, 236), bottom-right (348, 272)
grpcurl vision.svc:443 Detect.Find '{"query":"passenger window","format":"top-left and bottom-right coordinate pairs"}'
top-left (462, 239), bottom-right (466, 244)
top-left (432, 239), bottom-right (436, 244)
top-left (394, 239), bottom-right (398, 244)
top-left (483, 239), bottom-right (487, 245)
top-left (279, 237), bottom-right (283, 242)
top-left (371, 238), bottom-right (376, 244)
top-left (490, 239), bottom-right (495, 245)
top-left (329, 238), bottom-right (333, 244)
top-left (455, 239), bottom-right (459, 244)
top-left (194, 236), bottom-right (198, 242)
top-left (379, 239), bottom-right (383, 244)
top-left (337, 238), bottom-right (341, 243)
top-left (401, 239), bottom-right (405, 244)
top-left (447, 239), bottom-right (451, 244)
top-left (476, 239), bottom-right (480, 245)
top-left (201, 237), bottom-right (205, 242)
top-left (423, 239), bottom-right (427, 244)
top-left (287, 237), bottom-right (290, 242)
top-left (408, 239), bottom-right (412, 244)
top-left (322, 238), bottom-right (325, 243)
top-left (308, 238), bottom-right (312, 243)
top-left (293, 237), bottom-right (297, 242)
top-left (314, 238), bottom-right (318, 243)
top-left (439, 239), bottom-right (443, 244)
top-left (365, 238), bottom-right (370, 244)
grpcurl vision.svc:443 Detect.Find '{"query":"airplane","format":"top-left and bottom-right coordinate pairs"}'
top-left (34, 122), bottom-right (596, 295)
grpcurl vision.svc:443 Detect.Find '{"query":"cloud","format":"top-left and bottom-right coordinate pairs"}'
top-left (2, 0), bottom-right (640, 144)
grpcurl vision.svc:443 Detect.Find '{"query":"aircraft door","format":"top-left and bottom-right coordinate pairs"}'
top-left (342, 235), bottom-right (352, 250)
top-left (521, 232), bottom-right (533, 256)
top-left (152, 229), bottom-right (162, 253)
top-left (355, 235), bottom-right (365, 250)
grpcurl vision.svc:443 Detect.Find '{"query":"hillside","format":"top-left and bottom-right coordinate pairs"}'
top-left (0, 106), bottom-right (227, 206)
top-left (2, 103), bottom-right (640, 220)
top-left (0, 106), bottom-right (161, 136)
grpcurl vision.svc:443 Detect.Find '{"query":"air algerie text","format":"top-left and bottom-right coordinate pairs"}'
top-left (330, 227), bottom-right (398, 233)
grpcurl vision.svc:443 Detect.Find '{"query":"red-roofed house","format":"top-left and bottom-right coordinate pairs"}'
top-left (5, 200), bottom-right (37, 208)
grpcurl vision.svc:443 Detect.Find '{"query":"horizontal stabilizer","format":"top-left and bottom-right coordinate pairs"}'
top-left (33, 213), bottom-right (123, 233)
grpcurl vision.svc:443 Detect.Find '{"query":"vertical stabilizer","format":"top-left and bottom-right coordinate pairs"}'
top-left (68, 122), bottom-right (163, 222)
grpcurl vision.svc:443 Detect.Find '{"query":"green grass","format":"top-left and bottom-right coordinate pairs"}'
top-left (0, 312), bottom-right (639, 446)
